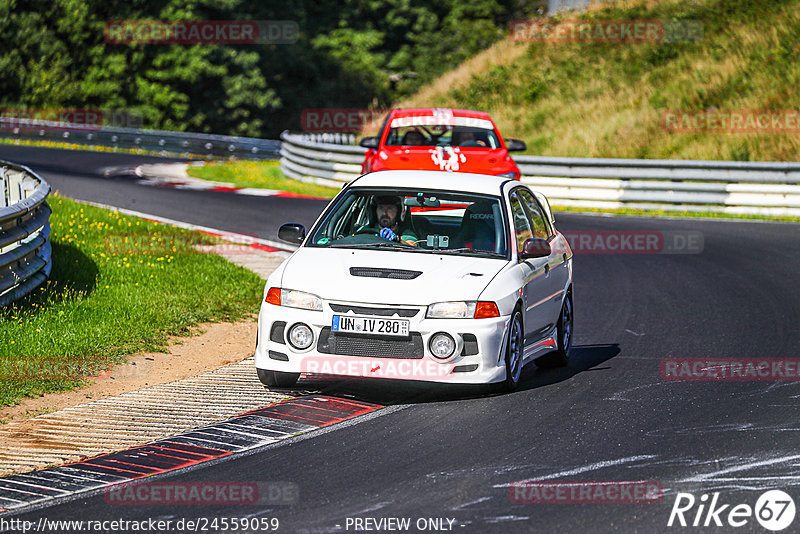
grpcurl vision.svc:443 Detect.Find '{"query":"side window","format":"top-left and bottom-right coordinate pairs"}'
top-left (518, 189), bottom-right (550, 239)
top-left (509, 192), bottom-right (533, 252)
top-left (328, 196), bottom-right (361, 237)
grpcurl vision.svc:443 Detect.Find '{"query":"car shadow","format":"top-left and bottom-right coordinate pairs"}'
top-left (286, 343), bottom-right (620, 406)
top-left (512, 342), bottom-right (621, 394)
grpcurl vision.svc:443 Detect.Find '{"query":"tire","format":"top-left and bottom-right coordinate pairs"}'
top-left (257, 368), bottom-right (300, 388)
top-left (536, 291), bottom-right (573, 369)
top-left (501, 310), bottom-right (524, 391)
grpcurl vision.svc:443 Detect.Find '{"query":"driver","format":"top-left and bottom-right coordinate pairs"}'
top-left (456, 129), bottom-right (487, 147)
top-left (375, 195), bottom-right (419, 246)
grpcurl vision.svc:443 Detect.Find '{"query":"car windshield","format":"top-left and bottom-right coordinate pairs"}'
top-left (385, 125), bottom-right (501, 148)
top-left (308, 188), bottom-right (509, 258)
top-left (383, 115), bottom-right (501, 148)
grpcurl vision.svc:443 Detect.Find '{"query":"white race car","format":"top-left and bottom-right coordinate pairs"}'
top-left (255, 170), bottom-right (573, 391)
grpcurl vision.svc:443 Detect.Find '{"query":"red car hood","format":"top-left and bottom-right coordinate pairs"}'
top-left (376, 147), bottom-right (517, 175)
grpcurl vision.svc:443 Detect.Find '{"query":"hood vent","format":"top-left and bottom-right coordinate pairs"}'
top-left (349, 267), bottom-right (422, 280)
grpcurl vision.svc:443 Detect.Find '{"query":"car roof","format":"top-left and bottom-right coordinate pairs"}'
top-left (391, 108), bottom-right (493, 120)
top-left (350, 170), bottom-right (511, 196)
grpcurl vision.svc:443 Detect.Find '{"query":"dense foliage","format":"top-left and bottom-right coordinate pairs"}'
top-left (1, 0), bottom-right (544, 137)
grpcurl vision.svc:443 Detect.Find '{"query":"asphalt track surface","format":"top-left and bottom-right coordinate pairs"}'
top-left (3, 145), bottom-right (800, 533)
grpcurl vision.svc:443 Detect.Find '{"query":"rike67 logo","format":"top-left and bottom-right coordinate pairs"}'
top-left (668, 490), bottom-right (796, 531)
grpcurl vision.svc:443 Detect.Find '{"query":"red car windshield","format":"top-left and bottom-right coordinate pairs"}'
top-left (383, 114), bottom-right (501, 148)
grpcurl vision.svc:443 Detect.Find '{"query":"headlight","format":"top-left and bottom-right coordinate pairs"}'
top-left (427, 301), bottom-right (476, 319)
top-left (288, 323), bottom-right (314, 350)
top-left (497, 171), bottom-right (519, 179)
top-left (427, 301), bottom-right (500, 319)
top-left (282, 289), bottom-right (323, 311)
top-left (429, 333), bottom-right (456, 359)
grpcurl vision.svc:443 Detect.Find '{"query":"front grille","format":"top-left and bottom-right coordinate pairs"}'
top-left (329, 304), bottom-right (418, 318)
top-left (317, 327), bottom-right (423, 359)
top-left (349, 267), bottom-right (422, 280)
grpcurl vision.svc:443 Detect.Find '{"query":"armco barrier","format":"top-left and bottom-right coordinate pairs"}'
top-left (280, 131), bottom-right (364, 187)
top-left (0, 160), bottom-right (52, 306)
top-left (0, 117), bottom-right (281, 160)
top-left (279, 131), bottom-right (800, 217)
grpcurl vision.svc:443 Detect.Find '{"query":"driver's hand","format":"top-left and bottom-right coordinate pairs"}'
top-left (379, 227), bottom-right (399, 241)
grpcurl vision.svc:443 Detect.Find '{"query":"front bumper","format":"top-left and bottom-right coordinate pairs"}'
top-left (255, 299), bottom-right (510, 384)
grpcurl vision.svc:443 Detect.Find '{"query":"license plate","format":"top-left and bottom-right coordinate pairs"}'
top-left (332, 315), bottom-right (410, 337)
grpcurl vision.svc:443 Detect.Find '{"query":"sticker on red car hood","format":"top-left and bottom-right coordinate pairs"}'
top-left (429, 146), bottom-right (467, 171)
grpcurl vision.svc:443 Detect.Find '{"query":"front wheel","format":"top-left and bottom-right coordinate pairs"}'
top-left (536, 292), bottom-right (573, 369)
top-left (257, 368), bottom-right (300, 388)
top-left (501, 310), bottom-right (524, 391)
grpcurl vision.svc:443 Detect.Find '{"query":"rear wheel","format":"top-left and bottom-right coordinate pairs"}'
top-left (536, 291), bottom-right (573, 369)
top-left (257, 368), bottom-right (300, 388)
top-left (502, 310), bottom-right (524, 391)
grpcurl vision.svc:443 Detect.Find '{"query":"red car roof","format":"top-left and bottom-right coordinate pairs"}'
top-left (390, 108), bottom-right (493, 121)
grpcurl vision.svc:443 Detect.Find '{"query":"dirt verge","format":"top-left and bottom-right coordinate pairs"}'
top-left (1, 320), bottom-right (257, 424)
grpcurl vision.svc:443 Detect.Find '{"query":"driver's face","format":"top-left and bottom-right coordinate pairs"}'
top-left (376, 203), bottom-right (399, 227)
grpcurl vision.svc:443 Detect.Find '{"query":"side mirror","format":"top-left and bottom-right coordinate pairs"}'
top-left (506, 139), bottom-right (527, 152)
top-left (278, 223), bottom-right (306, 244)
top-left (359, 137), bottom-right (378, 149)
top-left (519, 238), bottom-right (550, 260)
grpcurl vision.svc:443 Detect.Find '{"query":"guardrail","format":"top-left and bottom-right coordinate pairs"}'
top-left (280, 131), bottom-right (800, 216)
top-left (0, 160), bottom-right (52, 306)
top-left (280, 131), bottom-right (365, 188)
top-left (0, 117), bottom-right (281, 160)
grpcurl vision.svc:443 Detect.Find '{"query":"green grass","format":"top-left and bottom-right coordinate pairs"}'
top-left (187, 160), bottom-right (341, 198)
top-left (0, 195), bottom-right (264, 409)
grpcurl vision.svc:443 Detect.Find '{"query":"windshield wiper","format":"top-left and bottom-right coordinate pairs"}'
top-left (329, 242), bottom-right (412, 250)
top-left (441, 248), bottom-right (506, 258)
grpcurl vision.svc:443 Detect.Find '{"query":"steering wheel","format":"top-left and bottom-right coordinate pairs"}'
top-left (354, 225), bottom-right (379, 235)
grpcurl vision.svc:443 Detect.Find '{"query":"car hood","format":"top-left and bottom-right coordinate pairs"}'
top-left (378, 147), bottom-right (515, 175)
top-left (280, 248), bottom-right (506, 305)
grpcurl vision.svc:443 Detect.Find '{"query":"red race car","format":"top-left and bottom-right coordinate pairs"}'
top-left (359, 108), bottom-right (526, 179)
